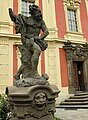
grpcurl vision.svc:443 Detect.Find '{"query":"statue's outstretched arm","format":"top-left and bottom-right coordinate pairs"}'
top-left (8, 8), bottom-right (17, 23)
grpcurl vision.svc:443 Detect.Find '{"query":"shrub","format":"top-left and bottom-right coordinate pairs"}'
top-left (0, 94), bottom-right (11, 120)
top-left (54, 117), bottom-right (62, 120)
top-left (0, 94), bottom-right (61, 120)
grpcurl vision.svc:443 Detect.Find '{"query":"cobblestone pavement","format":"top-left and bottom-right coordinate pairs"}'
top-left (55, 108), bottom-right (88, 120)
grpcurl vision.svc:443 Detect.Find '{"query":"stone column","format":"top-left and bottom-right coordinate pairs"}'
top-left (64, 41), bottom-right (75, 94)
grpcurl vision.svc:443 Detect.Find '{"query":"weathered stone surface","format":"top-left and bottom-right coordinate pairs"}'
top-left (7, 1), bottom-right (59, 120)
top-left (9, 4), bottom-right (49, 80)
top-left (6, 85), bottom-right (60, 120)
top-left (14, 77), bottom-right (50, 87)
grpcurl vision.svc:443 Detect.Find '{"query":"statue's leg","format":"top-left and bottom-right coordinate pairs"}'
top-left (30, 43), bottom-right (41, 77)
top-left (13, 65), bottom-right (23, 80)
top-left (14, 44), bottom-right (33, 79)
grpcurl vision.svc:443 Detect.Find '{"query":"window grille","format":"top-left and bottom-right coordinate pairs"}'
top-left (67, 9), bottom-right (78, 32)
top-left (21, 0), bottom-right (33, 17)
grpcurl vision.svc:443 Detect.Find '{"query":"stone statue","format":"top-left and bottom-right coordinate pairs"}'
top-left (9, 0), bottom-right (49, 82)
top-left (7, 1), bottom-right (60, 120)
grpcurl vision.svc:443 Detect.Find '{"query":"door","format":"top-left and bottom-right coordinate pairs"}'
top-left (73, 61), bottom-right (85, 91)
top-left (73, 62), bottom-right (79, 91)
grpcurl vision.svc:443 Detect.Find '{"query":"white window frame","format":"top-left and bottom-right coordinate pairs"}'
top-left (67, 9), bottom-right (78, 32)
top-left (64, 5), bottom-right (82, 34)
top-left (63, 0), bottom-right (82, 33)
top-left (21, 1), bottom-right (34, 17)
top-left (18, 0), bottom-right (39, 14)
top-left (63, 0), bottom-right (86, 43)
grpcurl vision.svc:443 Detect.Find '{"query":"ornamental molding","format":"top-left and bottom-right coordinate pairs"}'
top-left (0, 37), bottom-right (9, 44)
top-left (63, 0), bottom-right (81, 8)
top-left (63, 41), bottom-right (88, 61)
top-left (64, 32), bottom-right (86, 43)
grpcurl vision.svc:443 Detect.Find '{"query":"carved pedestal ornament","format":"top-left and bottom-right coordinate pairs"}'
top-left (6, 0), bottom-right (60, 119)
top-left (6, 85), bottom-right (59, 120)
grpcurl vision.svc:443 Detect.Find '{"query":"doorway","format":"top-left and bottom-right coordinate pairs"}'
top-left (73, 61), bottom-right (85, 91)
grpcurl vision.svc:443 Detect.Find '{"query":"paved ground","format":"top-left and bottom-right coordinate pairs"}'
top-left (55, 108), bottom-right (88, 120)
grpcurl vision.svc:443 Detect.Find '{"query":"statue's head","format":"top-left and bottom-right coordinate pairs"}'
top-left (24, 0), bottom-right (35, 3)
top-left (29, 5), bottom-right (42, 22)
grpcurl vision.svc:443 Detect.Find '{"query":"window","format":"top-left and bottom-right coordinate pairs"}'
top-left (67, 9), bottom-right (78, 32)
top-left (63, 0), bottom-right (85, 42)
top-left (21, 0), bottom-right (33, 17)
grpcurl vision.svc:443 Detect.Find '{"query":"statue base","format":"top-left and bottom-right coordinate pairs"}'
top-left (6, 84), bottom-right (60, 120)
top-left (13, 76), bottom-right (50, 87)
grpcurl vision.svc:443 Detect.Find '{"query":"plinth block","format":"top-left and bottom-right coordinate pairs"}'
top-left (6, 85), bottom-right (60, 120)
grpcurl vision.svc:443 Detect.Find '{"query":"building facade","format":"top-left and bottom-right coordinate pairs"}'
top-left (0, 0), bottom-right (88, 97)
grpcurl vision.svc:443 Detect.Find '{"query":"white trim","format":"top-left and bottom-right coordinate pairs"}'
top-left (85, 0), bottom-right (88, 15)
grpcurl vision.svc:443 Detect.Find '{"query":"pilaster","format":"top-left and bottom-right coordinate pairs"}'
top-left (42, 0), bottom-right (58, 39)
top-left (85, 0), bottom-right (88, 15)
top-left (0, 0), bottom-right (13, 34)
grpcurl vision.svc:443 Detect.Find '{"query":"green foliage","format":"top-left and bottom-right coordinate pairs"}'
top-left (0, 94), bottom-right (11, 120)
top-left (54, 117), bottom-right (62, 120)
top-left (0, 94), bottom-right (61, 120)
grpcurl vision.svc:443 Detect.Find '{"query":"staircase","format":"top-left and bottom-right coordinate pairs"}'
top-left (57, 91), bottom-right (88, 109)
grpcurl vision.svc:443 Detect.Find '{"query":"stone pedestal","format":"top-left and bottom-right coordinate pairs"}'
top-left (6, 85), bottom-right (59, 120)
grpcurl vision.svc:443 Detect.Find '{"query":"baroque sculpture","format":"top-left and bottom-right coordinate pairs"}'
top-left (6, 0), bottom-right (59, 120)
top-left (9, 0), bottom-right (49, 86)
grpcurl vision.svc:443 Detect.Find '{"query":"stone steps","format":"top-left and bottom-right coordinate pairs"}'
top-left (70, 95), bottom-right (88, 99)
top-left (65, 98), bottom-right (88, 102)
top-left (60, 101), bottom-right (88, 105)
top-left (57, 91), bottom-right (88, 108)
top-left (56, 104), bottom-right (88, 109)
top-left (74, 91), bottom-right (88, 96)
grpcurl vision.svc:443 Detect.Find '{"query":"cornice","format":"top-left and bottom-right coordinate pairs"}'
top-left (0, 21), bottom-right (10, 26)
top-left (0, 33), bottom-right (86, 45)
top-left (0, 33), bottom-right (21, 39)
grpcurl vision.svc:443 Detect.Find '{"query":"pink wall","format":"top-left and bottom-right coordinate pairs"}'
top-left (59, 49), bottom-right (69, 87)
top-left (55, 0), bottom-right (66, 38)
top-left (13, 0), bottom-right (18, 14)
top-left (13, 0), bottom-right (18, 34)
top-left (55, 0), bottom-right (68, 87)
top-left (80, 0), bottom-right (88, 42)
top-left (13, 0), bottom-right (18, 77)
top-left (39, 0), bottom-right (45, 74)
